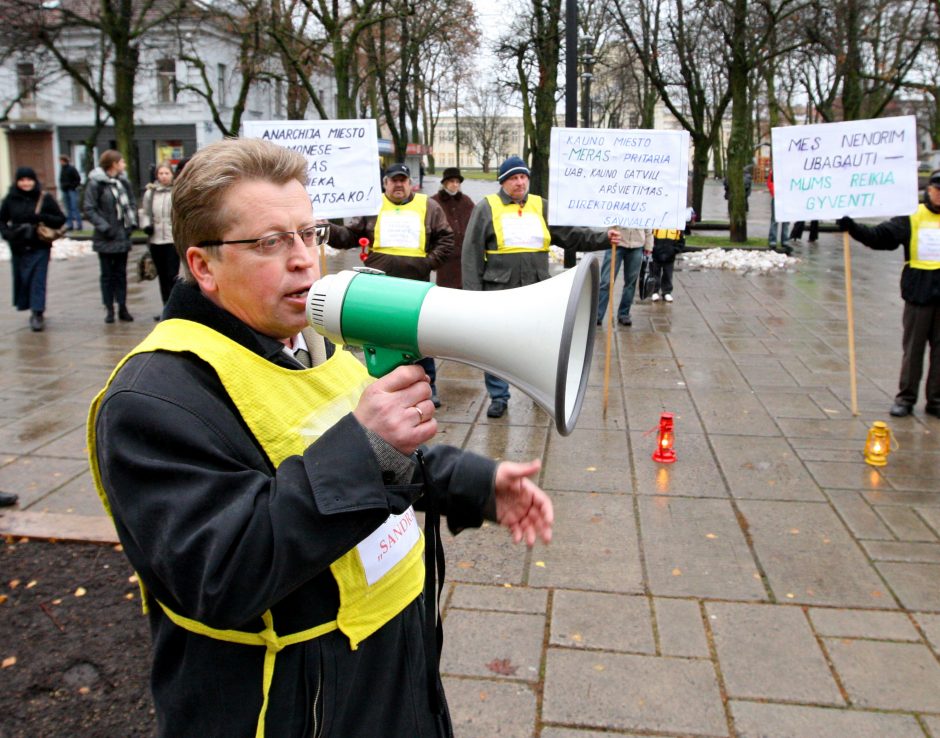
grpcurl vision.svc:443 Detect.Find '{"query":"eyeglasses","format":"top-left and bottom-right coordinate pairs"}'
top-left (198, 226), bottom-right (322, 257)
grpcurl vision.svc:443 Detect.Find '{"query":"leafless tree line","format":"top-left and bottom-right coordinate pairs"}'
top-left (0, 0), bottom-right (936, 239)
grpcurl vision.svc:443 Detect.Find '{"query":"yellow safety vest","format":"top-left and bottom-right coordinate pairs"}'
top-left (372, 193), bottom-right (428, 257)
top-left (908, 204), bottom-right (940, 270)
top-left (653, 229), bottom-right (682, 240)
top-left (87, 319), bottom-right (426, 738)
top-left (485, 193), bottom-right (551, 254)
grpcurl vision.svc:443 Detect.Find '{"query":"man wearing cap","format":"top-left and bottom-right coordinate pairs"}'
top-left (462, 155), bottom-right (621, 419)
top-left (838, 170), bottom-right (940, 418)
top-left (329, 162), bottom-right (455, 407)
top-left (431, 167), bottom-right (474, 289)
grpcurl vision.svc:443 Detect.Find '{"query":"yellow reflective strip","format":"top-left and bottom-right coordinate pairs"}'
top-left (155, 601), bottom-right (339, 738)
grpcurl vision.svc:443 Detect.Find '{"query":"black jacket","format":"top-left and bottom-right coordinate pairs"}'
top-left (0, 185), bottom-right (66, 253)
top-left (847, 205), bottom-right (940, 305)
top-left (93, 282), bottom-right (496, 737)
top-left (59, 163), bottom-right (81, 191)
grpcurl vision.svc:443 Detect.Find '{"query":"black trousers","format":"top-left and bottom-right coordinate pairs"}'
top-left (149, 243), bottom-right (181, 305)
top-left (98, 252), bottom-right (129, 307)
top-left (650, 260), bottom-right (674, 295)
top-left (790, 220), bottom-right (819, 241)
top-left (897, 300), bottom-right (940, 410)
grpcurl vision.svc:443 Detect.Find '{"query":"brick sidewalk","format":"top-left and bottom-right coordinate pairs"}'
top-left (1, 204), bottom-right (938, 736)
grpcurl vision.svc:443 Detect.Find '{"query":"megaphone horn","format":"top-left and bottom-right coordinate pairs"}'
top-left (306, 256), bottom-right (600, 436)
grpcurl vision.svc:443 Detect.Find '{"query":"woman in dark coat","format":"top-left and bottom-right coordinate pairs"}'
top-left (430, 167), bottom-right (474, 289)
top-left (0, 166), bottom-right (66, 331)
top-left (84, 149), bottom-right (137, 323)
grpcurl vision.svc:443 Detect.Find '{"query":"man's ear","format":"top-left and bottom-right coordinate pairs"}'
top-left (187, 246), bottom-right (218, 295)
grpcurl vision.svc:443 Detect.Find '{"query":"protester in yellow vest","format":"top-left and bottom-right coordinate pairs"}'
top-left (329, 162), bottom-right (455, 408)
top-left (87, 138), bottom-right (553, 738)
top-left (462, 155), bottom-right (621, 419)
top-left (839, 170), bottom-right (940, 418)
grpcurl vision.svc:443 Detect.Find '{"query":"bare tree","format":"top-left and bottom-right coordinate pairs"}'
top-left (459, 80), bottom-right (515, 172)
top-left (0, 0), bottom-right (187, 182)
top-left (611, 0), bottom-right (732, 219)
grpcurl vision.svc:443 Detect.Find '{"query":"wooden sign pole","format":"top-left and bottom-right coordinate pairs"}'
top-left (843, 231), bottom-right (859, 416)
top-left (602, 243), bottom-right (616, 417)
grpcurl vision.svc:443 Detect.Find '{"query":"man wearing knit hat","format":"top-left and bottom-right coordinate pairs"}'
top-left (839, 169), bottom-right (940, 419)
top-left (462, 155), bottom-right (620, 419)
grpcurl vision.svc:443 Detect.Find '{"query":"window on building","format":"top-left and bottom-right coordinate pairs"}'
top-left (17, 62), bottom-right (36, 102)
top-left (157, 59), bottom-right (177, 103)
top-left (72, 61), bottom-right (90, 105)
top-left (217, 63), bottom-right (226, 107)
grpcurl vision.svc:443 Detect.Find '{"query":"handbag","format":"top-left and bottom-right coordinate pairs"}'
top-left (137, 250), bottom-right (158, 281)
top-left (638, 251), bottom-right (656, 300)
top-left (34, 193), bottom-right (68, 243)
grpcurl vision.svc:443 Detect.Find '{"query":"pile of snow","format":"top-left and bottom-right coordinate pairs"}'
top-left (682, 248), bottom-right (797, 273)
top-left (0, 237), bottom-right (95, 261)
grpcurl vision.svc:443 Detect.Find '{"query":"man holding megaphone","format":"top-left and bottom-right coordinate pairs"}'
top-left (87, 138), bottom-right (552, 738)
top-left (463, 155), bottom-right (621, 418)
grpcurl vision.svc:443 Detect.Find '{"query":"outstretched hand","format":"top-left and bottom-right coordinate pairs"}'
top-left (494, 459), bottom-right (553, 546)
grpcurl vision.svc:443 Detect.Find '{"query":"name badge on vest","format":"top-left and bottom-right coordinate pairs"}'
top-left (357, 507), bottom-right (421, 585)
top-left (380, 211), bottom-right (422, 249)
top-left (918, 227), bottom-right (940, 261)
top-left (501, 212), bottom-right (545, 249)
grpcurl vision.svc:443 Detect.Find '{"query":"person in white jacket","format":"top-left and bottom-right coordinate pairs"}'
top-left (141, 162), bottom-right (180, 309)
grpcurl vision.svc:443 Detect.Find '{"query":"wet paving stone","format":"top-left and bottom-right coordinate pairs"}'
top-left (737, 500), bottom-right (895, 608)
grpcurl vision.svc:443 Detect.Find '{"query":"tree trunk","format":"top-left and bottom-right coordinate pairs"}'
top-left (112, 28), bottom-right (138, 187)
top-left (726, 0), bottom-right (749, 242)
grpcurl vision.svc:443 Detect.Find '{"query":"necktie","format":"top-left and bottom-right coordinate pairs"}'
top-left (294, 348), bottom-right (311, 368)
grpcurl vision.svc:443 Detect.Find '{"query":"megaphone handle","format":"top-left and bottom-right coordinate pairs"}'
top-left (363, 345), bottom-right (422, 377)
top-left (358, 237), bottom-right (369, 263)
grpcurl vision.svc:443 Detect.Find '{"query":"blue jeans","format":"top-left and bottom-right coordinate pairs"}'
top-left (417, 356), bottom-right (436, 390)
top-left (63, 189), bottom-right (82, 230)
top-left (484, 372), bottom-right (510, 402)
top-left (596, 247), bottom-right (643, 322)
top-left (768, 198), bottom-right (789, 246)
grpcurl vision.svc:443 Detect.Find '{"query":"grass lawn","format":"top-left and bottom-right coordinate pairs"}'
top-left (686, 234), bottom-right (769, 249)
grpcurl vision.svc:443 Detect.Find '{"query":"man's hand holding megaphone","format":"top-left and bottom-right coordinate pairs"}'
top-left (353, 364), bottom-right (438, 456)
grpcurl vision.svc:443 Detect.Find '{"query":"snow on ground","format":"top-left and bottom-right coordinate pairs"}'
top-left (681, 248), bottom-right (797, 273)
top-left (0, 237), bottom-right (95, 261)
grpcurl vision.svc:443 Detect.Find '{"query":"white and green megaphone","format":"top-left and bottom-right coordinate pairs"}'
top-left (306, 256), bottom-right (599, 436)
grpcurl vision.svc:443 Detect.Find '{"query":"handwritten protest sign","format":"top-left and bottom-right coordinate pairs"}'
top-left (771, 116), bottom-right (918, 222)
top-left (548, 127), bottom-right (690, 229)
top-left (242, 119), bottom-right (381, 219)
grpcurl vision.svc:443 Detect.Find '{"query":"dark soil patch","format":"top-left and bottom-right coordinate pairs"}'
top-left (0, 538), bottom-right (155, 738)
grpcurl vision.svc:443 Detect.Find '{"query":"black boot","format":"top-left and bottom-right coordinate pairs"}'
top-left (118, 305), bottom-right (134, 322)
top-left (105, 306), bottom-right (115, 324)
top-left (29, 311), bottom-right (44, 332)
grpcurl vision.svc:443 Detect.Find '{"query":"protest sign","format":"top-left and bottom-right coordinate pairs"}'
top-left (242, 119), bottom-right (381, 219)
top-left (548, 127), bottom-right (690, 229)
top-left (771, 116), bottom-right (918, 222)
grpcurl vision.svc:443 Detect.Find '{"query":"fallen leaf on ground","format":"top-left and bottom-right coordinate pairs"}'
top-left (672, 568), bottom-right (682, 576)
top-left (456, 561), bottom-right (475, 569)
top-left (535, 561), bottom-right (545, 568)
top-left (26, 580), bottom-right (37, 589)
top-left (9, 579), bottom-right (20, 589)
top-left (486, 658), bottom-right (518, 676)
top-left (0, 594), bottom-right (6, 605)
top-left (2, 656), bottom-right (15, 668)
top-left (74, 587), bottom-right (87, 597)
